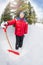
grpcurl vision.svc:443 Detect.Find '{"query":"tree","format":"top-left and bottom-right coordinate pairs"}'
top-left (1, 3), bottom-right (12, 22)
top-left (31, 9), bottom-right (37, 24)
top-left (27, 2), bottom-right (37, 24)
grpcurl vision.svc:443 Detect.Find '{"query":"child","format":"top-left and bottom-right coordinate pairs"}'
top-left (1, 12), bottom-right (28, 50)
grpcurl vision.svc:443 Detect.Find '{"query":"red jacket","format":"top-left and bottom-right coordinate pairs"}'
top-left (7, 18), bottom-right (28, 36)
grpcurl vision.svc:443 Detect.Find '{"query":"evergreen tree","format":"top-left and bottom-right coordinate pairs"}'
top-left (1, 3), bottom-right (12, 22)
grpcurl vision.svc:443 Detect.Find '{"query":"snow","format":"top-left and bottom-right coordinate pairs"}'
top-left (0, 24), bottom-right (43, 65)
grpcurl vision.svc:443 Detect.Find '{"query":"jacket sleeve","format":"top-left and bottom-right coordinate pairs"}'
top-left (7, 19), bottom-right (16, 26)
top-left (24, 22), bottom-right (28, 34)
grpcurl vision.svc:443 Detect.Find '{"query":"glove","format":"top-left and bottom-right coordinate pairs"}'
top-left (1, 21), bottom-right (8, 29)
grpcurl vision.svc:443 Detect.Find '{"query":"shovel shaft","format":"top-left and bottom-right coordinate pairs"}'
top-left (3, 28), bottom-right (13, 49)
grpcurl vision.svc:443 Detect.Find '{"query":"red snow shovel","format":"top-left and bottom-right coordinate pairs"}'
top-left (3, 28), bottom-right (20, 55)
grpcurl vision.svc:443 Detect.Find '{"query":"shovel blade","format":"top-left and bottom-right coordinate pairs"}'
top-left (8, 50), bottom-right (20, 55)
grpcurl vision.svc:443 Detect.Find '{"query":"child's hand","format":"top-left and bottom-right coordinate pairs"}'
top-left (1, 21), bottom-right (8, 29)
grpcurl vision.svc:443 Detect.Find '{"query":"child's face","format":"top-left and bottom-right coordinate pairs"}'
top-left (19, 12), bottom-right (24, 18)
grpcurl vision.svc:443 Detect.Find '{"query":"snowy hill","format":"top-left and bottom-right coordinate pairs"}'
top-left (0, 24), bottom-right (43, 65)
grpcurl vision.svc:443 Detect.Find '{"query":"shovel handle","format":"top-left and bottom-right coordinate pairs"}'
top-left (3, 28), bottom-right (13, 49)
top-left (3, 28), bottom-right (6, 32)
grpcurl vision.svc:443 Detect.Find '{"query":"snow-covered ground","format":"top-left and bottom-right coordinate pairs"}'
top-left (0, 23), bottom-right (43, 65)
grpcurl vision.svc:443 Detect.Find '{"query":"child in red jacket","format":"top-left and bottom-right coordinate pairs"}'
top-left (1, 12), bottom-right (28, 50)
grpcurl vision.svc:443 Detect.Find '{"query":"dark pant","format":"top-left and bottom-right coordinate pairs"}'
top-left (15, 35), bottom-right (24, 50)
